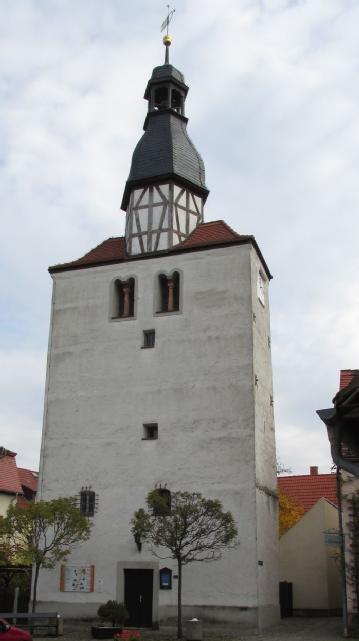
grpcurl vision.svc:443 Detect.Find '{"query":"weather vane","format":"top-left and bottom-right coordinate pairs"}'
top-left (161, 5), bottom-right (175, 64)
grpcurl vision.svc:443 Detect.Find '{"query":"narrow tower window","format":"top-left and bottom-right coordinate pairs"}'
top-left (152, 488), bottom-right (171, 516)
top-left (143, 330), bottom-right (155, 348)
top-left (79, 488), bottom-right (96, 517)
top-left (171, 90), bottom-right (183, 114)
top-left (154, 86), bottom-right (168, 110)
top-left (157, 272), bottom-right (180, 313)
top-left (257, 271), bottom-right (265, 307)
top-left (112, 278), bottom-right (135, 319)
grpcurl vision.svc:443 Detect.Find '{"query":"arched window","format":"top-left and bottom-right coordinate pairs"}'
top-left (158, 274), bottom-right (169, 312)
top-left (157, 272), bottom-right (180, 313)
top-left (112, 278), bottom-right (135, 319)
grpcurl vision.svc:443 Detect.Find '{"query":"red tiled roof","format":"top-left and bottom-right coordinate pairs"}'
top-left (278, 472), bottom-right (337, 513)
top-left (0, 450), bottom-right (23, 495)
top-left (18, 468), bottom-right (38, 493)
top-left (340, 370), bottom-right (356, 390)
top-left (175, 220), bottom-right (251, 249)
top-left (52, 237), bottom-right (127, 271)
top-left (49, 221), bottom-right (272, 278)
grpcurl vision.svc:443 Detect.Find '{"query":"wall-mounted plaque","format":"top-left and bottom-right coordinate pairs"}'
top-left (60, 565), bottom-right (95, 592)
top-left (159, 567), bottom-right (172, 589)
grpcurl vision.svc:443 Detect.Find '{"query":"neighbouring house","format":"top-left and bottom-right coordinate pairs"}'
top-left (318, 369), bottom-right (359, 636)
top-left (279, 497), bottom-right (341, 614)
top-left (278, 466), bottom-right (337, 514)
top-left (278, 467), bottom-right (341, 614)
top-left (0, 447), bottom-right (38, 516)
top-left (36, 36), bottom-right (279, 629)
top-left (0, 447), bottom-right (37, 612)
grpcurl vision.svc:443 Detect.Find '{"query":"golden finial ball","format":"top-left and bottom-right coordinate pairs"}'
top-left (163, 35), bottom-right (172, 46)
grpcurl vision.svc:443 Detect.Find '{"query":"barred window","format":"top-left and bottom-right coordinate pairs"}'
top-left (80, 488), bottom-right (96, 517)
top-left (152, 488), bottom-right (171, 516)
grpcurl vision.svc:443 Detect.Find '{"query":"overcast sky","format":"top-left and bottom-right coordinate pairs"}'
top-left (1, 0), bottom-right (358, 474)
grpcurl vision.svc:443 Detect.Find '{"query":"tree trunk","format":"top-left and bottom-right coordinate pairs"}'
top-left (31, 564), bottom-right (40, 614)
top-left (177, 559), bottom-right (182, 639)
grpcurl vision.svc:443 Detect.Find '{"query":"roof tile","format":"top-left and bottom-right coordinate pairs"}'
top-left (340, 370), bottom-right (356, 390)
top-left (18, 468), bottom-right (39, 493)
top-left (278, 472), bottom-right (337, 512)
top-left (0, 451), bottom-right (23, 495)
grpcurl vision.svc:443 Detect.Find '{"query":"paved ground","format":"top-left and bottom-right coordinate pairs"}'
top-left (35, 617), bottom-right (347, 641)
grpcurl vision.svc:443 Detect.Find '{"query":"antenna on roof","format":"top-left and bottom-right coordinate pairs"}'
top-left (161, 5), bottom-right (175, 64)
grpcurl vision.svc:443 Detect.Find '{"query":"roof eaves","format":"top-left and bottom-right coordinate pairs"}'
top-left (48, 226), bottom-right (272, 279)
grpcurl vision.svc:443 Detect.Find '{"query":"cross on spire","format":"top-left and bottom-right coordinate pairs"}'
top-left (161, 5), bottom-right (175, 64)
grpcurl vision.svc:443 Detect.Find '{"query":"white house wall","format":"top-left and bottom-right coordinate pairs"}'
top-left (279, 498), bottom-right (341, 611)
top-left (250, 249), bottom-right (279, 628)
top-left (37, 243), bottom-right (278, 627)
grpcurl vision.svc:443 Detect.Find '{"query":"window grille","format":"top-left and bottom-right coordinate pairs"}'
top-left (152, 488), bottom-right (171, 516)
top-left (79, 488), bottom-right (97, 517)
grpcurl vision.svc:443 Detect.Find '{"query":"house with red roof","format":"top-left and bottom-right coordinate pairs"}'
top-left (278, 466), bottom-right (341, 615)
top-left (278, 465), bottom-right (337, 513)
top-left (279, 495), bottom-right (341, 615)
top-left (0, 447), bottom-right (38, 516)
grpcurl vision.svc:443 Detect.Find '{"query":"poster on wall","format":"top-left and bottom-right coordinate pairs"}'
top-left (60, 565), bottom-right (95, 592)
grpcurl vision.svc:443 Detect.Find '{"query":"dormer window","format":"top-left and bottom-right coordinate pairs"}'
top-left (111, 278), bottom-right (135, 319)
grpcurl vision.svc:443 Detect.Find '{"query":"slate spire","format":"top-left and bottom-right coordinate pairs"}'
top-left (122, 38), bottom-right (209, 256)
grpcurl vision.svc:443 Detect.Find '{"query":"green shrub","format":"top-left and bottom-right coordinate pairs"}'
top-left (97, 600), bottom-right (129, 626)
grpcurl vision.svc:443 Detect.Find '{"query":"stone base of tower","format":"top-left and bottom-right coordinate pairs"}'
top-left (159, 604), bottom-right (279, 631)
top-left (34, 601), bottom-right (279, 631)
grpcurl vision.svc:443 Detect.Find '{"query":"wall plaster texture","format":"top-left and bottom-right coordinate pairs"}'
top-left (37, 243), bottom-right (278, 628)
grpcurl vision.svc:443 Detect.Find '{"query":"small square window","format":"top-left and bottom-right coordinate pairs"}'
top-left (143, 330), bottom-right (155, 348)
top-left (143, 423), bottom-right (158, 440)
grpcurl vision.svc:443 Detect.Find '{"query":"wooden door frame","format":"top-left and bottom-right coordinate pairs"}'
top-left (117, 561), bottom-right (159, 628)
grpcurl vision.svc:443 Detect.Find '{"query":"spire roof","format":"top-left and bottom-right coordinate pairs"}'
top-left (121, 56), bottom-right (208, 211)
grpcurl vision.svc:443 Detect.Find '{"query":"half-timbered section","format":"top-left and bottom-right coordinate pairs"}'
top-left (125, 183), bottom-right (203, 255)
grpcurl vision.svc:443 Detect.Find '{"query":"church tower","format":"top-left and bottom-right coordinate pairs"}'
top-left (122, 37), bottom-right (208, 256)
top-left (37, 34), bottom-right (279, 630)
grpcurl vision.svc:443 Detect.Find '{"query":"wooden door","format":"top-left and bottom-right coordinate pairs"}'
top-left (124, 569), bottom-right (153, 627)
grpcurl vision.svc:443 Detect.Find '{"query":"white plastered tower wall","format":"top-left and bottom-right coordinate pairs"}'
top-left (37, 241), bottom-right (278, 627)
top-left (251, 250), bottom-right (279, 628)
